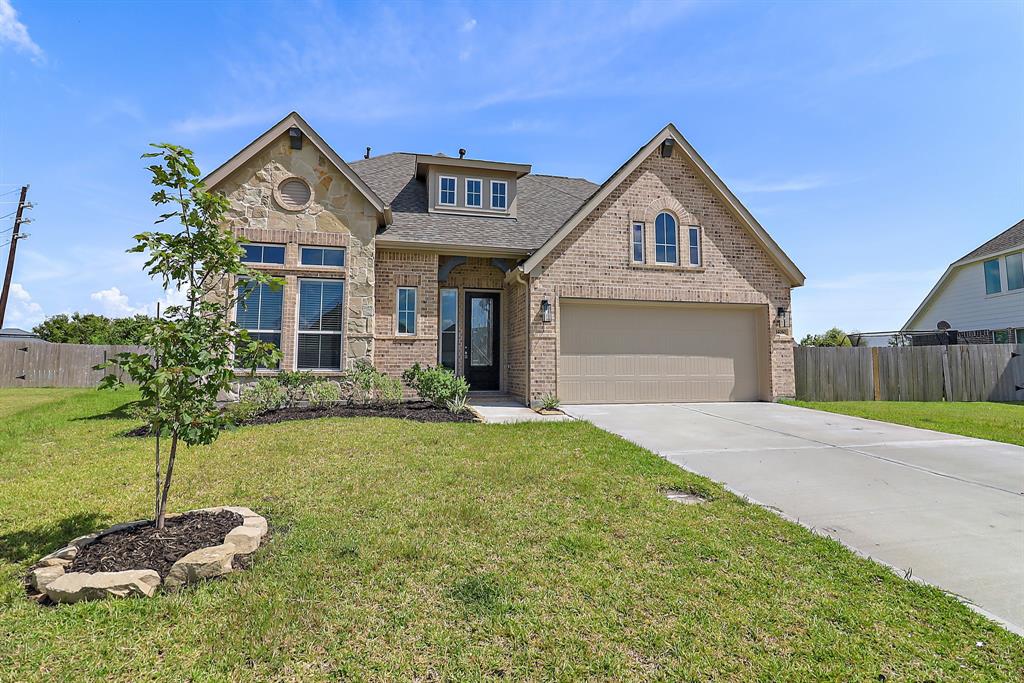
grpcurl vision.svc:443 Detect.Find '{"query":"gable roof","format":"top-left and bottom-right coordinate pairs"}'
top-left (203, 112), bottom-right (389, 223)
top-left (519, 123), bottom-right (805, 286)
top-left (958, 218), bottom-right (1024, 263)
top-left (903, 218), bottom-right (1024, 330)
top-left (349, 152), bottom-right (598, 253)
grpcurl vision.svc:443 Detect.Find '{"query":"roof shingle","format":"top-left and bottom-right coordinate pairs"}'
top-left (958, 218), bottom-right (1024, 263)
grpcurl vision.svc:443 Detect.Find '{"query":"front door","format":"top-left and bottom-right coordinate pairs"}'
top-left (464, 292), bottom-right (500, 390)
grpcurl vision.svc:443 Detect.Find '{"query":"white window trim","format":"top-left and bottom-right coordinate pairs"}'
top-left (299, 246), bottom-right (346, 268)
top-left (654, 212), bottom-right (679, 265)
top-left (1004, 251), bottom-right (1024, 292)
top-left (438, 287), bottom-right (458, 369)
top-left (465, 178), bottom-right (483, 208)
top-left (396, 286), bottom-right (418, 336)
top-left (631, 222), bottom-right (645, 263)
top-left (234, 277), bottom-right (283, 368)
top-left (687, 226), bottom-right (702, 266)
top-left (295, 277), bottom-right (345, 371)
top-left (241, 242), bottom-right (286, 265)
top-left (490, 180), bottom-right (508, 210)
top-left (439, 176), bottom-right (457, 206)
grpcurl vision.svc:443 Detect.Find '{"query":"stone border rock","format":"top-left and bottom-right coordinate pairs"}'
top-left (28, 506), bottom-right (268, 604)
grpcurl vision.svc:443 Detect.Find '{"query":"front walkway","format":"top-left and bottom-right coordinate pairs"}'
top-left (563, 401), bottom-right (1024, 634)
top-left (469, 395), bottom-right (572, 424)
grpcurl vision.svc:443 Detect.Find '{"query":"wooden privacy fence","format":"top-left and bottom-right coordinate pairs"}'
top-left (0, 340), bottom-right (148, 388)
top-left (794, 344), bottom-right (1024, 402)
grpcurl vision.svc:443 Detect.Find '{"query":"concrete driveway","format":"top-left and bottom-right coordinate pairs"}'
top-left (564, 402), bottom-right (1024, 633)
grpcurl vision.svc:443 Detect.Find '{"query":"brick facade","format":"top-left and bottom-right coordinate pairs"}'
top-left (526, 146), bottom-right (795, 405)
top-left (373, 250), bottom-right (438, 380)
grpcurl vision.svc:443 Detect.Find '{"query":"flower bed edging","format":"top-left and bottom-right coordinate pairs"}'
top-left (28, 506), bottom-right (268, 604)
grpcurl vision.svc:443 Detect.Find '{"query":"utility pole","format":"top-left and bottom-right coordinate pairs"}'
top-left (0, 185), bottom-right (30, 329)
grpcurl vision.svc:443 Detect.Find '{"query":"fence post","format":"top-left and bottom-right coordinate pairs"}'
top-left (941, 346), bottom-right (952, 401)
top-left (871, 347), bottom-right (881, 401)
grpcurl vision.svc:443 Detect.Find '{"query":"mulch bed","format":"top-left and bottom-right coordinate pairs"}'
top-left (125, 401), bottom-right (475, 436)
top-left (240, 401), bottom-right (477, 426)
top-left (69, 510), bottom-right (243, 579)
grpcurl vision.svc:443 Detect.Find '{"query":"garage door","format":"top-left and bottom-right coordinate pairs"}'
top-left (558, 300), bottom-right (764, 403)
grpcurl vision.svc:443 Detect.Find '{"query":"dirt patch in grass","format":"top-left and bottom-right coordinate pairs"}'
top-left (241, 401), bottom-right (477, 426)
top-left (69, 510), bottom-right (243, 579)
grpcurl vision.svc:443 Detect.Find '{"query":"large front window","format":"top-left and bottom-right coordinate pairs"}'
top-left (297, 279), bottom-right (344, 369)
top-left (235, 278), bottom-right (282, 366)
top-left (655, 212), bottom-right (678, 264)
top-left (439, 288), bottom-right (457, 371)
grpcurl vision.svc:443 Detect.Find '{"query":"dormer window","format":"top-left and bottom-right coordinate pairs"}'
top-left (439, 176), bottom-right (457, 206)
top-left (466, 179), bottom-right (482, 207)
top-left (491, 180), bottom-right (507, 210)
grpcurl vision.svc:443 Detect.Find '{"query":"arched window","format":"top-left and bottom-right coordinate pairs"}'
top-left (655, 212), bottom-right (678, 264)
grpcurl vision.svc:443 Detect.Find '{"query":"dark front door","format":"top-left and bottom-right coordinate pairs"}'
top-left (464, 292), bottom-right (500, 390)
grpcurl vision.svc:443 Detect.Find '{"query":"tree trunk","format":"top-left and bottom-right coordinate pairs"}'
top-left (155, 432), bottom-right (179, 530)
top-left (154, 422), bottom-right (161, 527)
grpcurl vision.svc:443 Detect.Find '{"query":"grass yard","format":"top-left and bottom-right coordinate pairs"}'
top-left (783, 400), bottom-right (1024, 447)
top-left (0, 389), bottom-right (1021, 681)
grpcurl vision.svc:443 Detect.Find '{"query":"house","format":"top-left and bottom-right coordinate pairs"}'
top-left (903, 219), bottom-right (1024, 345)
top-left (204, 112), bottom-right (804, 406)
top-left (0, 327), bottom-right (43, 341)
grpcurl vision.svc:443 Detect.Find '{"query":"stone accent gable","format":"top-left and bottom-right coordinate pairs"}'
top-left (212, 132), bottom-right (378, 370)
top-left (528, 146), bottom-right (795, 404)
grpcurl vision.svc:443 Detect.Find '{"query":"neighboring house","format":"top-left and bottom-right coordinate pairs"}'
top-left (0, 327), bottom-right (43, 341)
top-left (903, 219), bottom-right (1024, 345)
top-left (205, 112), bottom-right (804, 406)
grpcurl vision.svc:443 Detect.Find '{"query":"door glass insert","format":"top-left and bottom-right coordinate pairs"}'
top-left (470, 297), bottom-right (493, 367)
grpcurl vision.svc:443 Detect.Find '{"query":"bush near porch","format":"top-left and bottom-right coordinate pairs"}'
top-left (0, 389), bottom-right (1020, 681)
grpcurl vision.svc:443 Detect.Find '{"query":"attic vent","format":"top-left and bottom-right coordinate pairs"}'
top-left (275, 177), bottom-right (312, 211)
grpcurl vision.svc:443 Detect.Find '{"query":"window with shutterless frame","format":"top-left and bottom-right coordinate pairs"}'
top-left (631, 222), bottom-right (645, 263)
top-left (397, 287), bottom-right (417, 335)
top-left (439, 288), bottom-right (457, 371)
top-left (300, 246), bottom-right (345, 267)
top-left (297, 279), bottom-right (344, 369)
top-left (654, 212), bottom-right (678, 264)
top-left (490, 180), bottom-right (507, 210)
top-left (240, 243), bottom-right (285, 265)
top-left (1005, 251), bottom-right (1023, 291)
top-left (465, 178), bottom-right (482, 207)
top-left (687, 226), bottom-right (701, 266)
top-left (984, 259), bottom-right (1001, 294)
top-left (439, 176), bottom-right (457, 206)
top-left (235, 278), bottom-right (282, 367)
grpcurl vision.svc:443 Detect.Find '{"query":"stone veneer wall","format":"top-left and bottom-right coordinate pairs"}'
top-left (527, 146), bottom-right (795, 406)
top-left (374, 250), bottom-right (439, 381)
top-left (214, 131), bottom-right (379, 371)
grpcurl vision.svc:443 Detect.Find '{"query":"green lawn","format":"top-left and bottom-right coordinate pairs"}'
top-left (783, 400), bottom-right (1024, 447)
top-left (0, 389), bottom-right (1020, 681)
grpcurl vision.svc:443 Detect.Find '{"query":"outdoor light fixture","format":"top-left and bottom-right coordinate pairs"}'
top-left (660, 138), bottom-right (675, 158)
top-left (289, 127), bottom-right (303, 150)
top-left (776, 306), bottom-right (789, 329)
top-left (540, 299), bottom-right (552, 323)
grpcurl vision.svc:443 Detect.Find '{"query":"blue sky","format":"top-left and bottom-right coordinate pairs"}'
top-left (0, 0), bottom-right (1021, 338)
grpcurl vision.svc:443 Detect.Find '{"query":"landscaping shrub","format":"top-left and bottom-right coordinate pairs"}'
top-left (345, 359), bottom-right (403, 406)
top-left (306, 379), bottom-right (341, 408)
top-left (277, 370), bottom-right (314, 407)
top-left (241, 378), bottom-right (288, 413)
top-left (376, 374), bottom-right (403, 407)
top-left (402, 363), bottom-right (469, 411)
top-left (539, 393), bottom-right (561, 411)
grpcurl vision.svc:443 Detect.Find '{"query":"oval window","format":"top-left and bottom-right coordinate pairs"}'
top-left (276, 177), bottom-right (312, 210)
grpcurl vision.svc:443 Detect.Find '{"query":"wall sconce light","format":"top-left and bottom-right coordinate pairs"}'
top-left (289, 127), bottom-right (303, 150)
top-left (540, 299), bottom-right (552, 323)
top-left (776, 306), bottom-right (789, 330)
top-left (660, 138), bottom-right (675, 158)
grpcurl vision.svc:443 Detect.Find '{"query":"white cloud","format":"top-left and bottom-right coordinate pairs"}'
top-left (3, 282), bottom-right (44, 329)
top-left (732, 175), bottom-right (831, 193)
top-left (0, 0), bottom-right (44, 63)
top-left (461, 18), bottom-right (477, 32)
top-left (170, 110), bottom-right (276, 135)
top-left (89, 286), bottom-right (187, 318)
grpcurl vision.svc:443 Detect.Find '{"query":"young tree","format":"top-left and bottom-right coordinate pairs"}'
top-left (99, 144), bottom-right (282, 529)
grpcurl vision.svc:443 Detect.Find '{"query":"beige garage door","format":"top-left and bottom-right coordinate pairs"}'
top-left (559, 300), bottom-right (765, 403)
